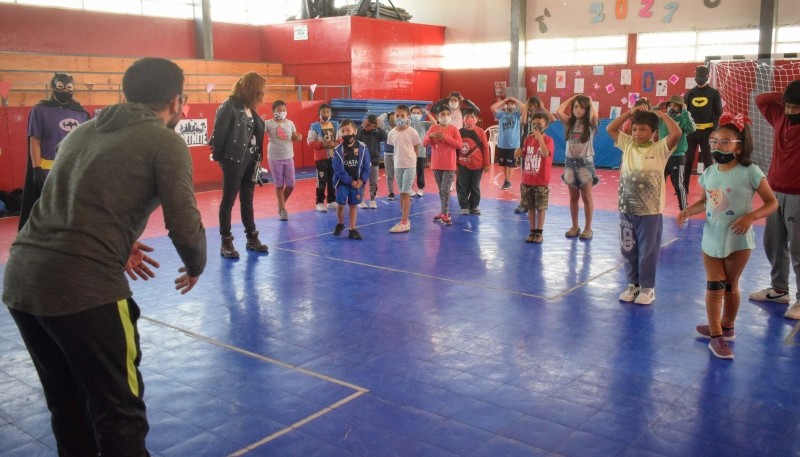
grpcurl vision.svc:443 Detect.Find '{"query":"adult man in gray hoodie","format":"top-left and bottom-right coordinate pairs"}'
top-left (3, 58), bottom-right (207, 457)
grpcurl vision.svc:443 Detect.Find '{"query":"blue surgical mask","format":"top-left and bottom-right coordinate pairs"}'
top-left (410, 113), bottom-right (422, 122)
top-left (395, 117), bottom-right (408, 127)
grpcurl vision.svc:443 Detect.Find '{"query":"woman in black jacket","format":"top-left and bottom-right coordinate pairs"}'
top-left (211, 72), bottom-right (268, 258)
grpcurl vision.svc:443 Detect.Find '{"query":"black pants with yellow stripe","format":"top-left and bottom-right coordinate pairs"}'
top-left (10, 298), bottom-right (150, 457)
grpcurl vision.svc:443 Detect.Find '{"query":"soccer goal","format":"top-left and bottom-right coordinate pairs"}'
top-left (709, 57), bottom-right (800, 172)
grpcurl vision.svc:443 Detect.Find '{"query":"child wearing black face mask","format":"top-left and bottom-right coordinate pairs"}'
top-left (677, 115), bottom-right (777, 359)
top-left (657, 95), bottom-right (696, 210)
top-left (332, 119), bottom-right (371, 240)
top-left (750, 79), bottom-right (800, 318)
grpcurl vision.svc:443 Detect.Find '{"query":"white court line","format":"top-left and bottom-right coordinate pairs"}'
top-left (140, 316), bottom-right (370, 456)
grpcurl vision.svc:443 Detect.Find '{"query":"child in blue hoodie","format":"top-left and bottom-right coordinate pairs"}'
top-left (332, 119), bottom-right (371, 239)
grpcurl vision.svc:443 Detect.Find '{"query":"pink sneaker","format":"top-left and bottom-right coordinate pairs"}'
top-left (708, 337), bottom-right (734, 359)
top-left (440, 213), bottom-right (452, 226)
top-left (433, 213), bottom-right (444, 222)
top-left (696, 325), bottom-right (735, 341)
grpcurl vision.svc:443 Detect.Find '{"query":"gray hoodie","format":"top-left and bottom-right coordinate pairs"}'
top-left (3, 103), bottom-right (207, 316)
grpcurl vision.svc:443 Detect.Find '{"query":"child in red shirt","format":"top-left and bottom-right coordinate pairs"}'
top-left (423, 105), bottom-right (463, 225)
top-left (516, 112), bottom-right (555, 243)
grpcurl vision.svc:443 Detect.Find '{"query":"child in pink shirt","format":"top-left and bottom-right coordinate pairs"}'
top-left (423, 106), bottom-right (463, 225)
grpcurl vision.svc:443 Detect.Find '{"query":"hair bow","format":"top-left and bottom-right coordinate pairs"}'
top-left (718, 112), bottom-right (751, 132)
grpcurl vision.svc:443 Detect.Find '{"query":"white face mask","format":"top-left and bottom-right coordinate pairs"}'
top-left (439, 116), bottom-right (451, 125)
top-left (274, 111), bottom-right (287, 121)
top-left (410, 113), bottom-right (422, 122)
top-left (448, 102), bottom-right (460, 111)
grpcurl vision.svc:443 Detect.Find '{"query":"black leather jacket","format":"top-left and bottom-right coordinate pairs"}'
top-left (210, 97), bottom-right (265, 164)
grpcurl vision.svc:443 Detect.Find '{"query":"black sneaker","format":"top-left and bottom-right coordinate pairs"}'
top-left (333, 223), bottom-right (345, 236)
top-left (514, 205), bottom-right (527, 214)
top-left (387, 193), bottom-right (396, 201)
top-left (348, 228), bottom-right (363, 240)
top-left (502, 181), bottom-right (512, 190)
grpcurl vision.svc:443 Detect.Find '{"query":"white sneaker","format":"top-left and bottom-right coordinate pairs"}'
top-left (316, 203), bottom-right (327, 212)
top-left (358, 201), bottom-right (368, 209)
top-left (785, 301), bottom-right (800, 320)
top-left (635, 288), bottom-right (656, 305)
top-left (749, 287), bottom-right (791, 304)
top-left (619, 284), bottom-right (640, 302)
top-left (328, 202), bottom-right (338, 210)
top-left (389, 222), bottom-right (410, 233)
top-left (369, 201), bottom-right (378, 209)
top-left (417, 189), bottom-right (424, 197)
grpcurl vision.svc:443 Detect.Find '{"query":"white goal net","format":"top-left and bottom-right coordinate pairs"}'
top-left (709, 58), bottom-right (800, 173)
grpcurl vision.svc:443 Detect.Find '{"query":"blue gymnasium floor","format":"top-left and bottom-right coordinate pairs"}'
top-left (1, 198), bottom-right (800, 457)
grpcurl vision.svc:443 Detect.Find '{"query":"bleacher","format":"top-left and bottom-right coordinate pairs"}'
top-left (0, 52), bottom-right (306, 106)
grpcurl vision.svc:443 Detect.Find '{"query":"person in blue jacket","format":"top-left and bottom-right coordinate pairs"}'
top-left (332, 119), bottom-right (371, 240)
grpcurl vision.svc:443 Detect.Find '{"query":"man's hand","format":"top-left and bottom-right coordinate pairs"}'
top-left (174, 267), bottom-right (199, 294)
top-left (125, 241), bottom-right (160, 281)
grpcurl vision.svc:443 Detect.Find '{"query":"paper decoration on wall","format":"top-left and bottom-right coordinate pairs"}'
top-left (642, 71), bottom-right (655, 92)
top-left (669, 74), bottom-right (680, 85)
top-left (556, 71), bottom-right (566, 89)
top-left (609, 106), bottom-right (622, 119)
top-left (593, 82), bottom-right (601, 90)
top-left (592, 101), bottom-right (600, 114)
top-left (294, 24), bottom-right (308, 40)
top-left (662, 2), bottom-right (679, 23)
top-left (685, 78), bottom-right (697, 90)
top-left (310, 84), bottom-right (318, 95)
top-left (0, 81), bottom-right (11, 98)
top-left (575, 70), bottom-right (582, 77)
top-left (620, 69), bottom-right (632, 85)
top-left (175, 119), bottom-right (208, 147)
top-left (549, 96), bottom-right (561, 113)
top-left (656, 80), bottom-right (668, 96)
top-left (621, 96), bottom-right (629, 105)
top-left (593, 66), bottom-right (604, 76)
top-left (574, 78), bottom-right (585, 94)
top-left (205, 83), bottom-right (215, 93)
top-left (606, 84), bottom-right (616, 94)
top-left (627, 93), bottom-right (640, 107)
top-left (537, 75), bottom-right (547, 92)
top-left (534, 7), bottom-right (552, 33)
top-left (589, 2), bottom-right (605, 23)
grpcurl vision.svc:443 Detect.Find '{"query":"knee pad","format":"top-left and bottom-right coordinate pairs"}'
top-left (707, 280), bottom-right (726, 291)
top-left (725, 283), bottom-right (733, 292)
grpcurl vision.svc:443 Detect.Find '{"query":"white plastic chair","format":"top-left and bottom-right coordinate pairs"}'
top-left (485, 125), bottom-right (499, 163)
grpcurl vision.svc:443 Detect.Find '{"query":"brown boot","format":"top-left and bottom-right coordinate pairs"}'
top-left (246, 231), bottom-right (268, 252)
top-left (220, 236), bottom-right (239, 258)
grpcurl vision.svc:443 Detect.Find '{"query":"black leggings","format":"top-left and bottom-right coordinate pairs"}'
top-left (219, 156), bottom-right (257, 236)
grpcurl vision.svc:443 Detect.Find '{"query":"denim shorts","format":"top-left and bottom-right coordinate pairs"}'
top-left (395, 167), bottom-right (415, 194)
top-left (561, 157), bottom-right (599, 189)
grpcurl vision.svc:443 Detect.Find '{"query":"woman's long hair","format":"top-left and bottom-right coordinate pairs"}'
top-left (230, 72), bottom-right (265, 111)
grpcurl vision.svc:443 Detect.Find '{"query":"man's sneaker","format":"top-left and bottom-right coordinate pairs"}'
top-left (369, 200), bottom-right (378, 209)
top-left (619, 284), bottom-right (640, 302)
top-left (333, 223), bottom-right (344, 236)
top-left (279, 209), bottom-right (288, 221)
top-left (440, 213), bottom-right (452, 226)
top-left (416, 189), bottom-right (424, 197)
top-left (460, 208), bottom-right (470, 215)
top-left (389, 222), bottom-right (410, 233)
top-left (328, 202), bottom-right (338, 210)
top-left (708, 337), bottom-right (734, 359)
top-left (387, 193), bottom-right (396, 201)
top-left (433, 213), bottom-right (444, 222)
top-left (502, 181), bottom-right (512, 190)
top-left (514, 205), bottom-right (527, 214)
top-left (316, 203), bottom-right (327, 212)
top-left (471, 208), bottom-right (481, 215)
top-left (358, 201), bottom-right (368, 209)
top-left (635, 288), bottom-right (656, 305)
top-left (696, 324), bottom-right (736, 341)
top-left (348, 228), bottom-right (363, 240)
top-left (749, 287), bottom-right (791, 304)
top-left (785, 301), bottom-right (800, 320)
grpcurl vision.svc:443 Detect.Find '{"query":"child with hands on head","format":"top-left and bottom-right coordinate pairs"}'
top-left (676, 113), bottom-right (777, 359)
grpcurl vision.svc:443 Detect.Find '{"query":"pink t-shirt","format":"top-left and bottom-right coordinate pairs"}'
top-left (387, 127), bottom-right (421, 169)
top-left (423, 124), bottom-right (462, 171)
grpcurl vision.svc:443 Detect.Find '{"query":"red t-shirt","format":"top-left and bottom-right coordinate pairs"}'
top-left (756, 92), bottom-right (800, 194)
top-left (458, 127), bottom-right (490, 170)
top-left (521, 134), bottom-right (554, 186)
top-left (423, 124), bottom-right (462, 171)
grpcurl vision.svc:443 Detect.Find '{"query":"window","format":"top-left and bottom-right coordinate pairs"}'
top-left (637, 27), bottom-right (800, 63)
top-left (527, 35), bottom-right (627, 67)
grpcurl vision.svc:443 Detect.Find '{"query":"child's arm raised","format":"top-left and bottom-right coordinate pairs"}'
top-left (490, 98), bottom-right (507, 114)
top-left (606, 108), bottom-right (635, 143)
top-left (654, 109), bottom-right (681, 151)
top-left (730, 177), bottom-right (778, 235)
top-left (587, 96), bottom-right (599, 127)
top-left (555, 95), bottom-right (576, 124)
